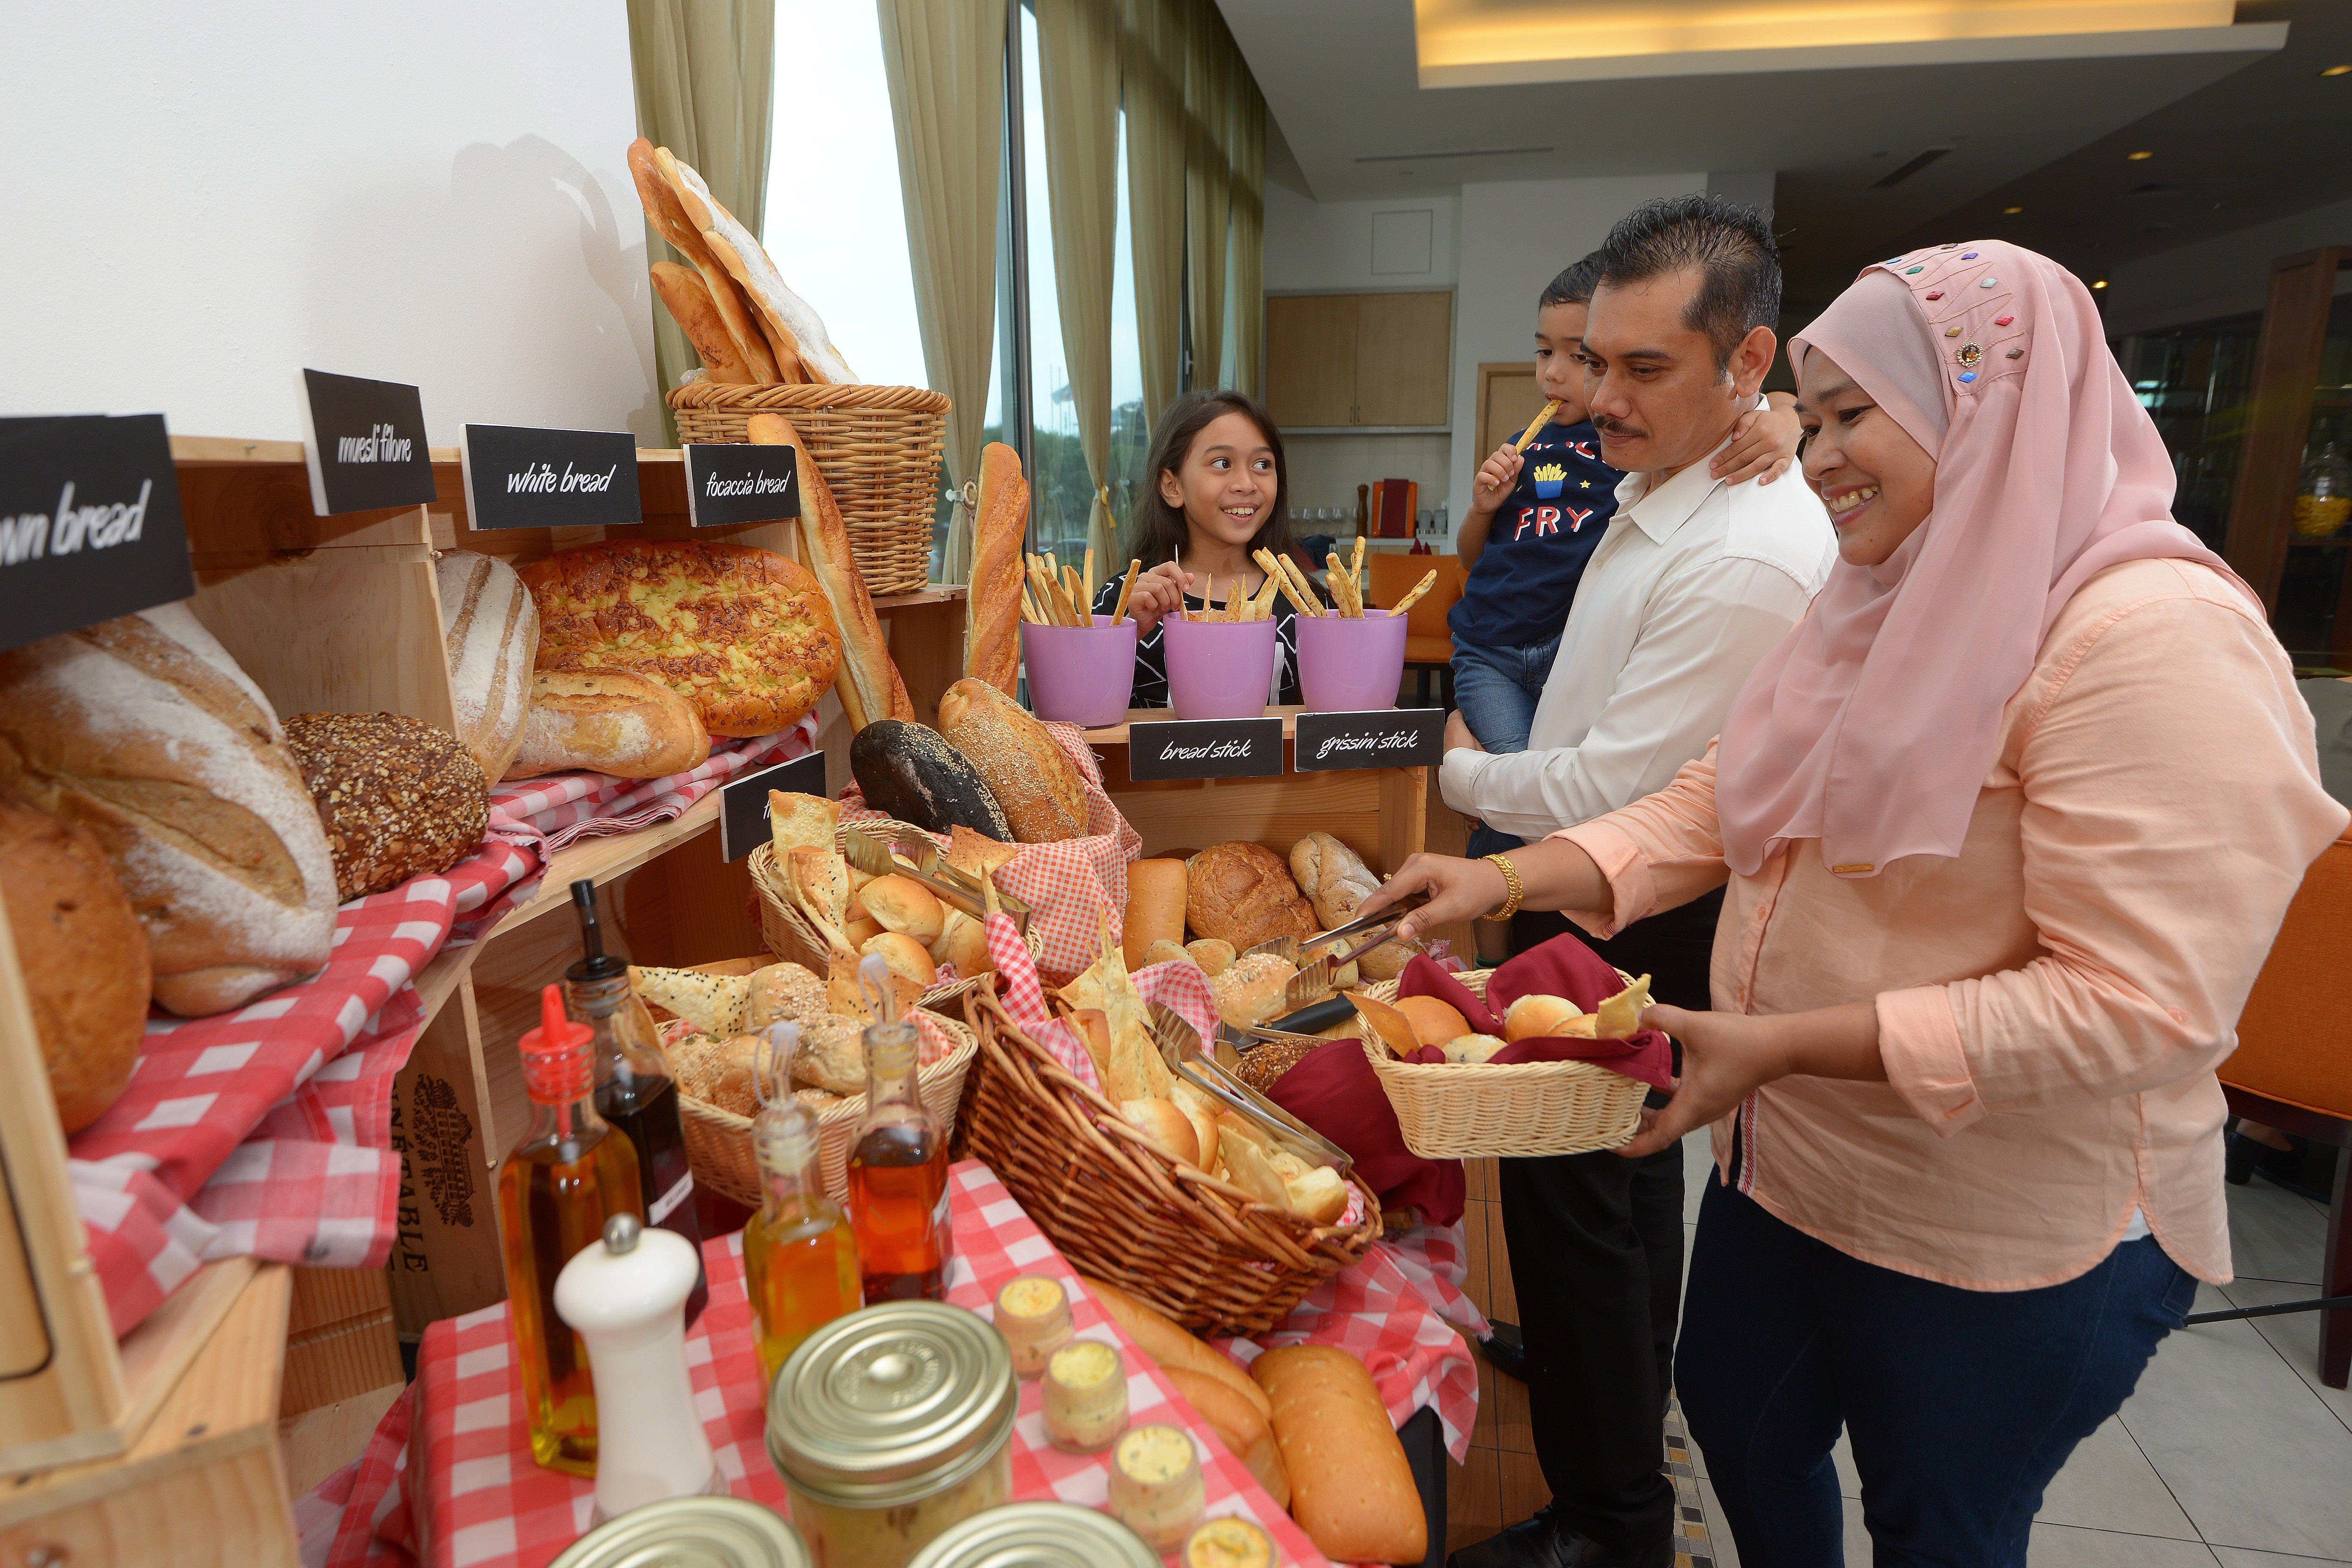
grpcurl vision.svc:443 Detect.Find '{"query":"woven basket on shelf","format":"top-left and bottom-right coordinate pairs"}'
top-left (748, 819), bottom-right (1043, 1016)
top-left (666, 381), bottom-right (948, 597)
top-left (1358, 968), bottom-right (1649, 1159)
top-left (676, 1013), bottom-right (978, 1210)
top-left (956, 988), bottom-right (1382, 1336)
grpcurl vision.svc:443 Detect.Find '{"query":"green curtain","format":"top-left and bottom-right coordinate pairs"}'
top-left (1120, 0), bottom-right (1186, 431)
top-left (1226, 72), bottom-right (1265, 398)
top-left (1182, 0), bottom-right (1231, 393)
top-left (626, 0), bottom-right (776, 441)
top-left (1038, 0), bottom-right (1122, 562)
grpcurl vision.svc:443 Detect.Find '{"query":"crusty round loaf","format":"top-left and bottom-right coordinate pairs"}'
top-left (1186, 842), bottom-right (1315, 952)
top-left (435, 550), bottom-right (538, 786)
top-left (935, 677), bottom-right (1088, 842)
top-left (1291, 830), bottom-right (1418, 980)
top-left (0, 800), bottom-right (150, 1132)
top-left (519, 539), bottom-right (841, 736)
top-left (0, 603), bottom-right (338, 1016)
top-left (283, 712), bottom-right (489, 901)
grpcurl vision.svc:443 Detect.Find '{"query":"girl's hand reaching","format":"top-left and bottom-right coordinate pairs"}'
top-left (1122, 561), bottom-right (1192, 635)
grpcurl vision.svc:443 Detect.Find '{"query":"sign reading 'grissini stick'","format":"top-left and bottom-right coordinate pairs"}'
top-left (0, 414), bottom-right (196, 656)
top-left (460, 425), bottom-right (643, 532)
top-left (1294, 708), bottom-right (1446, 772)
top-left (1127, 716), bottom-right (1285, 781)
top-left (683, 442), bottom-right (799, 528)
top-left (298, 368), bottom-right (436, 516)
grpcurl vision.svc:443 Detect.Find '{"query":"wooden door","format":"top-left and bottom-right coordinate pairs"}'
top-left (1355, 292), bottom-right (1453, 426)
top-left (1265, 295), bottom-right (1359, 428)
top-left (1476, 362), bottom-right (1549, 464)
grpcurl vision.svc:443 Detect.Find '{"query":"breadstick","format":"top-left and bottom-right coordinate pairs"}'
top-left (1052, 569), bottom-right (1083, 628)
top-left (1389, 568), bottom-right (1441, 615)
top-left (1254, 550), bottom-right (1316, 617)
top-left (1351, 535), bottom-right (1366, 594)
top-left (1515, 398), bottom-right (1562, 453)
top-left (1280, 555), bottom-right (1325, 616)
top-left (1020, 585), bottom-right (1042, 624)
top-left (1226, 580), bottom-right (1243, 621)
top-left (1327, 552), bottom-right (1363, 618)
top-left (1064, 564), bottom-right (1089, 625)
top-left (1083, 547), bottom-right (1095, 611)
top-left (1110, 559), bottom-right (1141, 623)
top-left (1249, 573), bottom-right (1283, 620)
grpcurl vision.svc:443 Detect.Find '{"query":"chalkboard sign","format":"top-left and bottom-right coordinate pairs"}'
top-left (683, 443), bottom-right (800, 528)
top-left (460, 424), bottom-right (641, 531)
top-left (0, 414), bottom-right (196, 655)
top-left (298, 368), bottom-right (436, 516)
top-left (1127, 716), bottom-right (1285, 781)
top-left (720, 750), bottom-right (829, 863)
top-left (1295, 708), bottom-right (1445, 772)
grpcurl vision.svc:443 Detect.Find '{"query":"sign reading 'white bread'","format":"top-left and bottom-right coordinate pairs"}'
top-left (459, 424), bottom-right (643, 532)
top-left (298, 367), bottom-right (435, 516)
top-left (682, 442), bottom-right (800, 528)
top-left (0, 414), bottom-right (195, 655)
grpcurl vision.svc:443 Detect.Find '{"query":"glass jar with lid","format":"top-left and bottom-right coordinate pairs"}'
top-left (902, 1502), bottom-right (1162, 1568)
top-left (2294, 440), bottom-right (2352, 539)
top-left (548, 1496), bottom-right (811, 1568)
top-left (766, 1301), bottom-right (1017, 1568)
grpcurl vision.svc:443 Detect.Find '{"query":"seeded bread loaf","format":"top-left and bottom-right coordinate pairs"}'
top-left (283, 712), bottom-right (488, 900)
top-left (935, 677), bottom-right (1087, 842)
top-left (0, 800), bottom-right (150, 1131)
top-left (0, 603), bottom-right (339, 1016)
top-left (434, 549), bottom-right (539, 788)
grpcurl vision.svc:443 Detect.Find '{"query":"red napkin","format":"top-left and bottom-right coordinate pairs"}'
top-left (1266, 1041), bottom-right (1465, 1227)
top-left (1391, 936), bottom-right (1673, 1090)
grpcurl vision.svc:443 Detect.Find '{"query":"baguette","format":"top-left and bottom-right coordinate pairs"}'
top-left (1082, 1276), bottom-right (1272, 1420)
top-left (628, 139), bottom-right (779, 383)
top-left (935, 677), bottom-right (1088, 842)
top-left (1252, 1345), bottom-right (1425, 1565)
top-left (965, 443), bottom-right (1028, 695)
top-left (746, 411), bottom-right (911, 730)
top-left (655, 146), bottom-right (858, 385)
top-left (1121, 858), bottom-right (1187, 970)
top-left (1164, 1366), bottom-right (1291, 1511)
top-left (648, 262), bottom-right (756, 386)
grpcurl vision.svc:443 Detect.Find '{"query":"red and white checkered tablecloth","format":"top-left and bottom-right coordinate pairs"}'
top-left (324, 1162), bottom-right (1336, 1568)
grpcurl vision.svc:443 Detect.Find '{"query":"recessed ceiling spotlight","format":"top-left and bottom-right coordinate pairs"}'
top-left (2003, 205), bottom-right (2023, 214)
top-left (2322, 63), bottom-right (2351, 76)
top-left (2127, 150), bottom-right (2154, 160)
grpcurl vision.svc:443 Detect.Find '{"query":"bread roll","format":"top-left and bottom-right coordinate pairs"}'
top-left (1121, 1097), bottom-right (1199, 1167)
top-left (1169, 1082), bottom-right (1219, 1171)
top-left (284, 712), bottom-right (489, 901)
top-left (930, 908), bottom-right (992, 978)
top-left (1122, 858), bottom-right (1188, 969)
top-left (793, 1013), bottom-right (867, 1096)
top-left (860, 931), bottom-right (936, 989)
top-left (647, 261), bottom-right (755, 385)
top-left (1070, 1008), bottom-right (1112, 1080)
top-left (849, 720), bottom-right (1015, 841)
top-left (1286, 1165), bottom-right (1350, 1225)
top-left (845, 914), bottom-right (883, 947)
top-left (506, 669), bottom-right (710, 780)
top-left (861, 874), bottom-right (944, 943)
top-left (1185, 842), bottom-right (1315, 952)
top-left (1141, 939), bottom-right (1192, 969)
top-left (1394, 994), bottom-right (1469, 1051)
top-left (1503, 993), bottom-right (1587, 1042)
top-left (1443, 1033), bottom-right (1507, 1064)
top-left (964, 442), bottom-right (1028, 696)
top-left (746, 412), bottom-right (914, 730)
top-left (1083, 1277), bottom-right (1271, 1419)
top-left (1186, 938), bottom-right (1236, 977)
top-left (936, 677), bottom-right (1089, 843)
top-left (435, 550), bottom-right (539, 788)
top-left (0, 801), bottom-right (148, 1132)
top-left (1163, 1367), bottom-right (1290, 1511)
top-left (1209, 952), bottom-right (1296, 1030)
top-left (1290, 830), bottom-right (1417, 980)
top-left (0, 604), bottom-right (338, 1016)
top-left (670, 1032), bottom-right (763, 1115)
top-left (745, 962), bottom-right (826, 1031)
top-left (1252, 1346), bottom-right (1426, 1565)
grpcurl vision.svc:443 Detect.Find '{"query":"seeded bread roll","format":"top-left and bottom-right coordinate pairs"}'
top-left (0, 800), bottom-right (150, 1132)
top-left (284, 713), bottom-right (488, 901)
top-left (1185, 842), bottom-right (1315, 953)
top-left (849, 719), bottom-right (1014, 841)
top-left (0, 603), bottom-right (339, 1016)
top-left (935, 677), bottom-right (1088, 843)
top-left (434, 550), bottom-right (539, 788)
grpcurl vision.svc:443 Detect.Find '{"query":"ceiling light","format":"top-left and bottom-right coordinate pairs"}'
top-left (2322, 63), bottom-right (2352, 76)
top-left (2093, 279), bottom-right (2109, 289)
top-left (2003, 205), bottom-right (2023, 214)
top-left (2127, 150), bottom-right (2154, 160)
top-left (1355, 145), bottom-right (1552, 164)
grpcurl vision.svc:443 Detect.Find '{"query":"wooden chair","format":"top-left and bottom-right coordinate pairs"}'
top-left (1368, 553), bottom-right (1466, 709)
top-left (2198, 830), bottom-right (2352, 1387)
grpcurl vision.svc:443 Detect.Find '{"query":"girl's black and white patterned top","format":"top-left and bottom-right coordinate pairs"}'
top-left (1091, 571), bottom-right (1326, 709)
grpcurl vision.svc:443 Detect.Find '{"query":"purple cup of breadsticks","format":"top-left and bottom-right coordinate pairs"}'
top-left (1297, 608), bottom-right (1408, 712)
top-left (1022, 619), bottom-right (1137, 727)
top-left (1162, 614), bottom-right (1278, 721)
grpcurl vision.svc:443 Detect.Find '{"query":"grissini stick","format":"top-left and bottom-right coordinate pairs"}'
top-left (1326, 553), bottom-right (1363, 618)
top-left (1515, 399), bottom-right (1562, 453)
top-left (1254, 550), bottom-right (1317, 617)
top-left (1281, 555), bottom-right (1326, 617)
top-left (1250, 574), bottom-right (1283, 620)
top-left (1389, 568), bottom-right (1441, 616)
top-left (1351, 536), bottom-right (1366, 595)
top-left (1083, 547), bottom-right (1095, 612)
top-left (1021, 585), bottom-right (1043, 625)
top-left (1064, 564), bottom-right (1090, 626)
top-left (1110, 559), bottom-right (1141, 623)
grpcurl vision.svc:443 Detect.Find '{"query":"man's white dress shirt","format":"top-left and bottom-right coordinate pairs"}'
top-left (1441, 431), bottom-right (1835, 840)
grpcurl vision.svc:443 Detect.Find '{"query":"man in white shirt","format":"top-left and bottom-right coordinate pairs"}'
top-left (1441, 197), bottom-right (1832, 1568)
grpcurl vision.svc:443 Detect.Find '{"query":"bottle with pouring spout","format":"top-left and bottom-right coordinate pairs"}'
top-left (741, 1021), bottom-right (863, 1386)
top-left (845, 954), bottom-right (954, 1302)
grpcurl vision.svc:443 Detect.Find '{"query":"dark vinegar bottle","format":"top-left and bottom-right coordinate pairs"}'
top-left (846, 1020), bottom-right (952, 1302)
top-left (565, 879), bottom-right (707, 1325)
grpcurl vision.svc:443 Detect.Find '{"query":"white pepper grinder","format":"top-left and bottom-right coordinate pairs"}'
top-left (554, 1211), bottom-right (724, 1520)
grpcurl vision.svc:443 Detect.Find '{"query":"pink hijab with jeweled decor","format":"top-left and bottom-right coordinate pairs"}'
top-left (1714, 240), bottom-right (2257, 879)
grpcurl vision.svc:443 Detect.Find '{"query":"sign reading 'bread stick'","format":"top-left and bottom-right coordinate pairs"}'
top-left (459, 424), bottom-right (642, 531)
top-left (683, 442), bottom-right (799, 528)
top-left (720, 749), bottom-right (827, 862)
top-left (298, 368), bottom-right (436, 516)
top-left (1295, 708), bottom-right (1444, 772)
top-left (0, 414), bottom-right (195, 655)
top-left (1127, 716), bottom-right (1284, 781)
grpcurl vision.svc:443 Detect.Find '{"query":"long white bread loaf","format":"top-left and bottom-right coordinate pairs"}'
top-left (0, 603), bottom-right (338, 1016)
top-left (655, 147), bottom-right (858, 385)
top-left (964, 442), bottom-right (1027, 695)
top-left (649, 263), bottom-right (756, 386)
top-left (1252, 1344), bottom-right (1426, 1565)
top-left (746, 412), bottom-right (910, 730)
top-left (435, 550), bottom-right (539, 788)
top-left (628, 138), bottom-right (780, 383)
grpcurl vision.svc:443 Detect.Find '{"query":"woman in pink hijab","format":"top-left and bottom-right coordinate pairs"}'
top-left (1366, 242), bottom-right (2345, 1564)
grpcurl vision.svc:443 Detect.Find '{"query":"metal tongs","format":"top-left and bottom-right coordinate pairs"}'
top-left (1241, 895), bottom-right (1426, 1018)
top-left (842, 823), bottom-right (1034, 935)
top-left (1149, 1003), bottom-right (1353, 1177)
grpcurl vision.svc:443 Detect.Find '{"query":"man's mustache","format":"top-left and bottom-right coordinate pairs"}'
top-left (1593, 415), bottom-right (1645, 439)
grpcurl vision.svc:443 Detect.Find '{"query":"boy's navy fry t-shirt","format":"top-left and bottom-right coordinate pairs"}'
top-left (1448, 418), bottom-right (1622, 649)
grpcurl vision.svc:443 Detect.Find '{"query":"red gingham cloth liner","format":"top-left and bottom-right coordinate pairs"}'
top-left (842, 720), bottom-right (1141, 986)
top-left (323, 1162), bottom-right (1337, 1568)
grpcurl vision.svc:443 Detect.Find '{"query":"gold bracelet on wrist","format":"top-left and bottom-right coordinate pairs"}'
top-left (1481, 853), bottom-right (1524, 922)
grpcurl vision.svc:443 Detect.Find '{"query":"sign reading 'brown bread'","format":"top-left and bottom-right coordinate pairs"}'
top-left (0, 414), bottom-right (195, 656)
top-left (298, 368), bottom-right (435, 516)
top-left (683, 441), bottom-right (799, 528)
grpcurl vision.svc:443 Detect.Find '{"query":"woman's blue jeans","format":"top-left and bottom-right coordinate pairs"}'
top-left (1450, 632), bottom-right (1561, 858)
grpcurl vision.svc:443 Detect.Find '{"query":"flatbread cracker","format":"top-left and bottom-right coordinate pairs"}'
top-left (1594, 973), bottom-right (1653, 1041)
top-left (1058, 929), bottom-right (1171, 1100)
top-left (1347, 990), bottom-right (1422, 1058)
top-left (769, 791), bottom-right (839, 859)
top-left (1218, 1124), bottom-right (1290, 1208)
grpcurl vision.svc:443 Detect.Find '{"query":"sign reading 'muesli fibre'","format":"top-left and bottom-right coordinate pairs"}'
top-left (683, 442), bottom-right (799, 528)
top-left (0, 414), bottom-right (195, 655)
top-left (299, 367), bottom-right (435, 516)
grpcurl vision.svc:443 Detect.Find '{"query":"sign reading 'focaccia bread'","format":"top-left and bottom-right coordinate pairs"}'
top-left (683, 442), bottom-right (799, 528)
top-left (298, 367), bottom-right (436, 516)
top-left (460, 424), bottom-right (643, 532)
top-left (0, 414), bottom-right (196, 656)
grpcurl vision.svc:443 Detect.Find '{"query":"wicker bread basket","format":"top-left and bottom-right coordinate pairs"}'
top-left (957, 988), bottom-right (1382, 1335)
top-left (1358, 968), bottom-right (1649, 1159)
top-left (748, 818), bottom-right (1043, 1016)
top-left (666, 381), bottom-right (948, 596)
top-left (676, 1012), bottom-right (977, 1209)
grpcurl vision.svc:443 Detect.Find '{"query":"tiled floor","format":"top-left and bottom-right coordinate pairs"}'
top-left (1447, 1138), bottom-right (2347, 1566)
